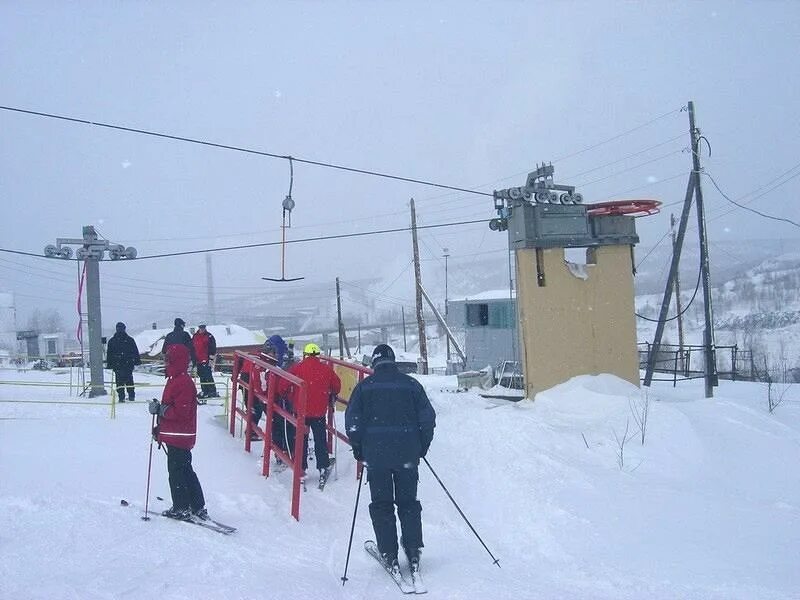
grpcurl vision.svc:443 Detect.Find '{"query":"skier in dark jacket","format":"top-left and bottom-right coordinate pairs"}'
top-left (248, 335), bottom-right (288, 443)
top-left (192, 324), bottom-right (218, 400)
top-left (106, 322), bottom-right (141, 402)
top-left (149, 344), bottom-right (207, 521)
top-left (161, 318), bottom-right (196, 367)
top-left (345, 344), bottom-right (436, 572)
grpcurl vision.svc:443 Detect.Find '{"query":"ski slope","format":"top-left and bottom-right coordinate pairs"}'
top-left (1, 368), bottom-right (798, 599)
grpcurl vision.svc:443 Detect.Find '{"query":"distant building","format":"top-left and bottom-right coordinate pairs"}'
top-left (447, 290), bottom-right (518, 371)
top-left (132, 323), bottom-right (267, 371)
top-left (14, 330), bottom-right (65, 360)
top-left (0, 292), bottom-right (17, 354)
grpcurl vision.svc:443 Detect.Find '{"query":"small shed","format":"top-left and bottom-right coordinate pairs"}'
top-left (447, 290), bottom-right (518, 371)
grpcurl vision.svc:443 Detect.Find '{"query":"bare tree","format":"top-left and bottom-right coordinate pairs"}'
top-left (629, 391), bottom-right (651, 445)
top-left (764, 356), bottom-right (793, 413)
top-left (612, 418), bottom-right (636, 470)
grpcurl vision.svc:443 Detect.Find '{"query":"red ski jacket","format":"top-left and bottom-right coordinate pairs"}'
top-left (279, 356), bottom-right (341, 418)
top-left (158, 344), bottom-right (198, 450)
top-left (192, 330), bottom-right (216, 364)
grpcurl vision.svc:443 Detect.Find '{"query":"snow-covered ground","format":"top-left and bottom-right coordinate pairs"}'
top-left (1, 367), bottom-right (798, 599)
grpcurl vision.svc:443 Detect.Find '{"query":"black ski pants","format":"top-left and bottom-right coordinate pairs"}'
top-left (166, 445), bottom-right (205, 512)
top-left (302, 416), bottom-right (330, 472)
top-left (114, 368), bottom-right (135, 401)
top-left (367, 466), bottom-right (423, 559)
top-left (197, 362), bottom-right (217, 397)
top-left (271, 397), bottom-right (295, 456)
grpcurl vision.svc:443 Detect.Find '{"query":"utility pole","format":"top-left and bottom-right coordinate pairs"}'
top-left (644, 101), bottom-right (717, 397)
top-left (671, 213), bottom-right (686, 372)
top-left (443, 247), bottom-right (450, 366)
top-left (336, 277), bottom-right (345, 359)
top-left (401, 306), bottom-right (407, 352)
top-left (205, 253), bottom-right (216, 324)
top-left (410, 199), bottom-right (428, 374)
top-left (44, 226), bottom-right (137, 397)
top-left (689, 101), bottom-right (718, 397)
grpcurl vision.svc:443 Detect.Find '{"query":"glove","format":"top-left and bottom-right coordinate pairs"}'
top-left (352, 445), bottom-right (364, 462)
top-left (148, 399), bottom-right (161, 415)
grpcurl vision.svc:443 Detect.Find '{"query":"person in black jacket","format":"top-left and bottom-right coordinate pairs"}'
top-left (106, 322), bottom-right (141, 402)
top-left (344, 343), bottom-right (436, 572)
top-left (161, 318), bottom-right (196, 368)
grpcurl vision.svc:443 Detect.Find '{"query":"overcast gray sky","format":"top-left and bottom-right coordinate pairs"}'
top-left (2, 1), bottom-right (799, 331)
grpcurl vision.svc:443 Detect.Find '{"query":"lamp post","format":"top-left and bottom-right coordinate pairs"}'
top-left (443, 248), bottom-right (450, 366)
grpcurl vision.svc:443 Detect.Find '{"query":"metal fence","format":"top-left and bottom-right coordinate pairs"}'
top-left (638, 343), bottom-right (756, 386)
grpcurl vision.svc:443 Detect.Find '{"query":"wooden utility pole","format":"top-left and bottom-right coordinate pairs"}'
top-left (205, 252), bottom-right (216, 324)
top-left (336, 277), bottom-right (345, 359)
top-left (410, 199), bottom-right (428, 374)
top-left (401, 306), bottom-right (407, 352)
top-left (644, 101), bottom-right (717, 397)
top-left (671, 213), bottom-right (686, 371)
top-left (688, 101), bottom-right (718, 397)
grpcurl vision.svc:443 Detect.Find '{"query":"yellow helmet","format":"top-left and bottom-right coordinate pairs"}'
top-left (303, 342), bottom-right (321, 356)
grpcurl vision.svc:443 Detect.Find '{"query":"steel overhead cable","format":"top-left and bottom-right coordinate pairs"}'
top-left (0, 218), bottom-right (488, 261)
top-left (550, 107), bottom-right (685, 164)
top-left (573, 149), bottom-right (686, 188)
top-left (0, 105), bottom-right (491, 198)
top-left (561, 134), bottom-right (687, 180)
top-left (341, 279), bottom-right (412, 308)
top-left (1, 104), bottom-right (684, 229)
top-left (600, 171), bottom-right (691, 204)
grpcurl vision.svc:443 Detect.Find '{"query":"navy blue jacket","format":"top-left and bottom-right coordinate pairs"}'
top-left (106, 332), bottom-right (141, 371)
top-left (162, 327), bottom-right (196, 365)
top-left (345, 362), bottom-right (436, 469)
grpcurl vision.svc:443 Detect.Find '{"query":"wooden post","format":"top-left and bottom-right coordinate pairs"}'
top-left (410, 199), bottom-right (428, 374)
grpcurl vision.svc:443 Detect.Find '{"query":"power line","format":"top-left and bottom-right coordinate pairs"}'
top-left (551, 107), bottom-right (685, 163)
top-left (704, 170), bottom-right (800, 229)
top-left (0, 104), bottom-right (492, 198)
top-left (0, 217), bottom-right (488, 262)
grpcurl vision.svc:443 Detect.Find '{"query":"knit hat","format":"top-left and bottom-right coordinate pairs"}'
top-left (371, 343), bottom-right (395, 367)
top-left (115, 322), bottom-right (126, 331)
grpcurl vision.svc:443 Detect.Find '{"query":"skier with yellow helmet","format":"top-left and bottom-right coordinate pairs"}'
top-left (278, 342), bottom-right (341, 488)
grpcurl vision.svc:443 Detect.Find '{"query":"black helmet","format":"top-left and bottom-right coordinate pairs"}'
top-left (174, 318), bottom-right (186, 328)
top-left (371, 343), bottom-right (395, 367)
top-left (115, 322), bottom-right (126, 331)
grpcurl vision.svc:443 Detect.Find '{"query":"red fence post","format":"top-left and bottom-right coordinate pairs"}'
top-left (229, 354), bottom-right (241, 436)
top-left (290, 382), bottom-right (309, 521)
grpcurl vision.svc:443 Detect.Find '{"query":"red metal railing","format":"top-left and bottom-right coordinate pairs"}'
top-left (229, 351), bottom-right (373, 520)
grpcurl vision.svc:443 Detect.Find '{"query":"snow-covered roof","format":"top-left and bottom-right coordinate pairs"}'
top-left (456, 289), bottom-right (516, 302)
top-left (132, 324), bottom-right (266, 356)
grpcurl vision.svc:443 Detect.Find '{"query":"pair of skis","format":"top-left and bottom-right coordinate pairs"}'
top-left (364, 540), bottom-right (427, 594)
top-left (121, 499), bottom-right (236, 535)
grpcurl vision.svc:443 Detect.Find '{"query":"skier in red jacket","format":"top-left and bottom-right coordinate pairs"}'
top-left (149, 344), bottom-right (208, 521)
top-left (278, 343), bottom-right (341, 487)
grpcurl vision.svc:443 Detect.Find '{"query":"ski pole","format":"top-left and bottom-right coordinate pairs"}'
top-left (422, 456), bottom-right (500, 567)
top-left (142, 412), bottom-right (156, 521)
top-left (340, 466), bottom-right (365, 586)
